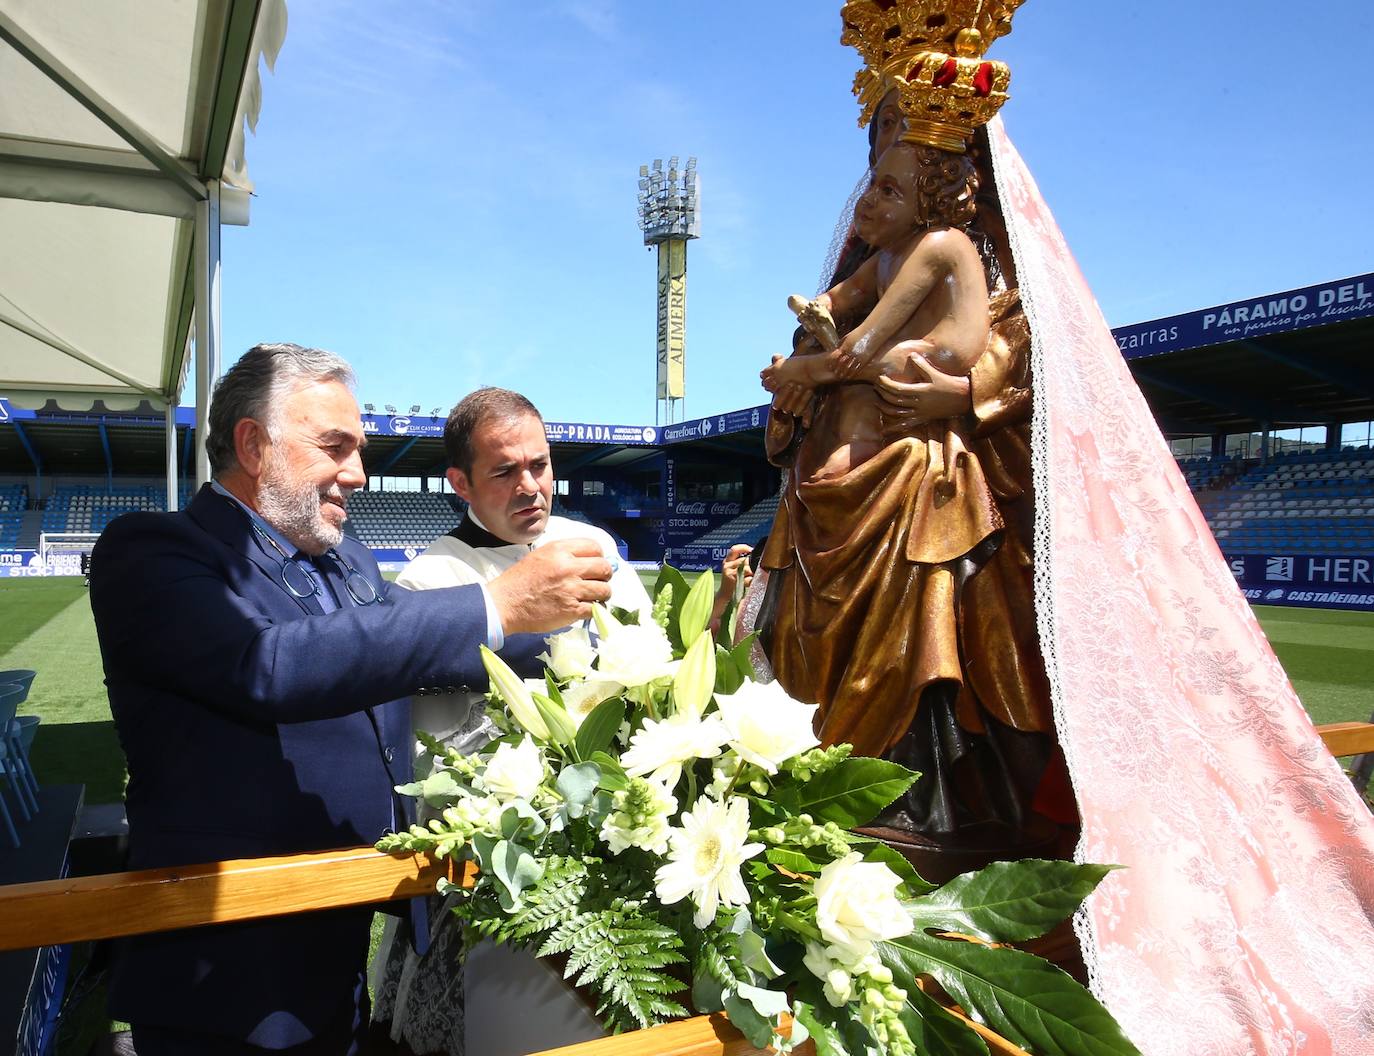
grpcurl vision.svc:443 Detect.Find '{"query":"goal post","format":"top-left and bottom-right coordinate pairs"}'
top-left (38, 532), bottom-right (100, 575)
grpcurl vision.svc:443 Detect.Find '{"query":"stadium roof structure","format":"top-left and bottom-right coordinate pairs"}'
top-left (0, 0), bottom-right (286, 490)
top-left (1112, 272), bottom-right (1374, 437)
top-left (1, 272), bottom-right (1372, 484)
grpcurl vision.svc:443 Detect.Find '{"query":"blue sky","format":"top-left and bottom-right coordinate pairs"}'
top-left (220, 1), bottom-right (1374, 426)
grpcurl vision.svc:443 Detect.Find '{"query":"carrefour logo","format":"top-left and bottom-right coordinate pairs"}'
top-left (701, 418), bottom-right (713, 436)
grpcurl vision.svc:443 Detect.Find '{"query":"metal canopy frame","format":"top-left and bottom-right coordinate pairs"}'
top-left (0, 1), bottom-right (281, 507)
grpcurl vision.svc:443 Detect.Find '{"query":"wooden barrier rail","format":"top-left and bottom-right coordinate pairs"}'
top-left (0, 847), bottom-right (1032, 1056)
top-left (1317, 720), bottom-right (1374, 759)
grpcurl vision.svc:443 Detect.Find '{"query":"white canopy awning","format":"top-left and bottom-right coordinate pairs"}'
top-left (0, 0), bottom-right (285, 412)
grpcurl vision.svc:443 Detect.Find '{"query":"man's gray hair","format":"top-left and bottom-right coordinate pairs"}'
top-left (206, 343), bottom-right (356, 476)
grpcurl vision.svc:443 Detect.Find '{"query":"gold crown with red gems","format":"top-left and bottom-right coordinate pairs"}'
top-left (841, 0), bottom-right (1025, 153)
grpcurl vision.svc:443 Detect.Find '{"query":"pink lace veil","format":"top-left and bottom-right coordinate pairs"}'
top-left (989, 116), bottom-right (1374, 1054)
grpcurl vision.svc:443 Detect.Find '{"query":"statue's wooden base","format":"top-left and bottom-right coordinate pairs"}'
top-left (856, 816), bottom-right (1088, 984)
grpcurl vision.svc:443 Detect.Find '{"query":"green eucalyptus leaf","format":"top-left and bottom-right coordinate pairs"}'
top-left (490, 838), bottom-right (543, 913)
top-left (722, 983), bottom-right (787, 1049)
top-left (574, 696), bottom-right (625, 759)
top-left (914, 860), bottom-right (1116, 943)
top-left (498, 799), bottom-right (547, 843)
top-left (415, 770), bottom-right (463, 808)
top-left (879, 931), bottom-right (1142, 1056)
top-left (555, 762), bottom-right (601, 819)
top-left (678, 568), bottom-right (716, 649)
top-left (737, 930), bottom-right (782, 980)
top-left (794, 757), bottom-right (918, 827)
top-left (692, 966), bottom-right (727, 1014)
top-left (900, 983), bottom-right (989, 1056)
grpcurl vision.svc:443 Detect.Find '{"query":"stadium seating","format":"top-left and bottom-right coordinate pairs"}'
top-left (40, 483), bottom-right (195, 535)
top-left (682, 493), bottom-right (781, 551)
top-left (343, 490), bottom-right (463, 549)
top-left (1194, 447), bottom-right (1374, 554)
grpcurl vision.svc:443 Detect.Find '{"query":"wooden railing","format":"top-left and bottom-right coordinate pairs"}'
top-left (0, 846), bottom-right (1035, 1056)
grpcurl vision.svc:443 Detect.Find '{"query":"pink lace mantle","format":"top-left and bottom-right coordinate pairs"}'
top-left (989, 118), bottom-right (1374, 1054)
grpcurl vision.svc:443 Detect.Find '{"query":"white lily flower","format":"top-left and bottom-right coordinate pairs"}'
top-left (715, 680), bottom-right (820, 774)
top-left (654, 795), bottom-right (764, 928)
top-left (559, 679), bottom-right (621, 729)
top-left (480, 645), bottom-right (550, 740)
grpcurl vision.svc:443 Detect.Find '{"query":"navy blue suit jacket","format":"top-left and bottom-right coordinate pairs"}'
top-left (89, 484), bottom-right (542, 1046)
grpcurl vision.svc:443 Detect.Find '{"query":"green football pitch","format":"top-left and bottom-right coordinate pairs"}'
top-left (0, 577), bottom-right (1369, 805)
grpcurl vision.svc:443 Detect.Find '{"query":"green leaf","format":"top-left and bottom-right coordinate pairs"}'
top-left (715, 633), bottom-right (758, 694)
top-left (692, 965), bottom-right (727, 1014)
top-left (555, 762), bottom-right (601, 819)
top-left (737, 929), bottom-right (783, 980)
top-left (913, 860), bottom-right (1116, 943)
top-left (610, 604), bottom-right (641, 625)
top-left (574, 696), bottom-right (625, 760)
top-left (791, 998), bottom-right (855, 1056)
top-left (879, 931), bottom-right (1142, 1056)
top-left (794, 757), bottom-right (918, 828)
top-left (653, 564), bottom-right (691, 650)
top-left (589, 751), bottom-right (629, 791)
top-left (490, 839), bottom-right (543, 912)
top-left (723, 983), bottom-right (788, 1049)
top-left (498, 799), bottom-right (547, 843)
top-left (900, 983), bottom-right (989, 1056)
top-left (845, 837), bottom-right (936, 894)
top-left (678, 568), bottom-right (716, 649)
top-left (764, 845), bottom-right (830, 875)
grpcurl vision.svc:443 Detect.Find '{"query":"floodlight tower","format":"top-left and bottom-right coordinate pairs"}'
top-left (636, 156), bottom-right (699, 425)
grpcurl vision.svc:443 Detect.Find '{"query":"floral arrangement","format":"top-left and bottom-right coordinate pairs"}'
top-left (379, 567), bottom-right (1139, 1056)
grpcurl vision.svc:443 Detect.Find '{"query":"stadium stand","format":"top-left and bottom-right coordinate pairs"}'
top-left (1195, 448), bottom-right (1374, 554)
top-left (683, 493), bottom-right (780, 551)
top-left (0, 485), bottom-right (27, 549)
top-left (40, 483), bottom-right (195, 535)
top-left (343, 490), bottom-right (462, 548)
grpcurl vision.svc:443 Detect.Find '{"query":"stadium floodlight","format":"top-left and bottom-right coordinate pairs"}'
top-left (431, 407), bottom-right (443, 419)
top-left (363, 403), bottom-right (375, 413)
top-left (384, 404), bottom-right (397, 415)
top-left (409, 404), bottom-right (421, 414)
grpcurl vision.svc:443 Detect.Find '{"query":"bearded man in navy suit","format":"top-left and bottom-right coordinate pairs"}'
top-left (89, 343), bottom-right (612, 1055)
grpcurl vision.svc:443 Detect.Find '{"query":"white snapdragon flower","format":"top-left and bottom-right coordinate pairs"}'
top-left (813, 853), bottom-right (913, 957)
top-left (599, 777), bottom-right (678, 856)
top-left (558, 679), bottom-right (621, 729)
top-left (654, 796), bottom-right (764, 927)
top-left (538, 625), bottom-right (596, 681)
top-left (451, 793), bottom-right (505, 834)
top-left (802, 942), bottom-right (890, 1008)
top-left (481, 736), bottom-right (545, 802)
top-left (621, 713), bottom-right (731, 789)
top-left (714, 681), bottom-right (820, 774)
top-left (595, 618), bottom-right (676, 689)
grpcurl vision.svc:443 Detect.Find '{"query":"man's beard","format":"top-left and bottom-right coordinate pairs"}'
top-left (258, 452), bottom-right (346, 555)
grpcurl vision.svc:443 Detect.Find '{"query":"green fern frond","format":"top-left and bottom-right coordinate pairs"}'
top-left (538, 908), bottom-right (688, 1030)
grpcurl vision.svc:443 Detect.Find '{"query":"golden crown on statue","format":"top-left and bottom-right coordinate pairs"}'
top-left (841, 0), bottom-right (1025, 153)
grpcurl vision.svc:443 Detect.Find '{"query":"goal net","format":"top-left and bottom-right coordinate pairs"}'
top-left (38, 532), bottom-right (100, 575)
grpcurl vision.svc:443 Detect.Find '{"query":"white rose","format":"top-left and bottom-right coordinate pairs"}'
top-left (814, 852), bottom-right (913, 954)
top-left (714, 680), bottom-right (820, 774)
top-left (481, 736), bottom-right (545, 802)
top-left (595, 620), bottom-right (676, 689)
top-left (559, 679), bottom-right (621, 728)
top-left (539, 625), bottom-right (596, 681)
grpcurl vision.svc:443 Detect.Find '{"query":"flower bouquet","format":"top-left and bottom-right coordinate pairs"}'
top-left (379, 567), bottom-right (1139, 1055)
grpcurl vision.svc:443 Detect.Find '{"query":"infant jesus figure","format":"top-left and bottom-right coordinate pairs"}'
top-left (761, 140), bottom-right (988, 478)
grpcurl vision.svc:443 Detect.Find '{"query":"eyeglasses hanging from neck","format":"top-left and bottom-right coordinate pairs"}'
top-left (245, 516), bottom-right (384, 607)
